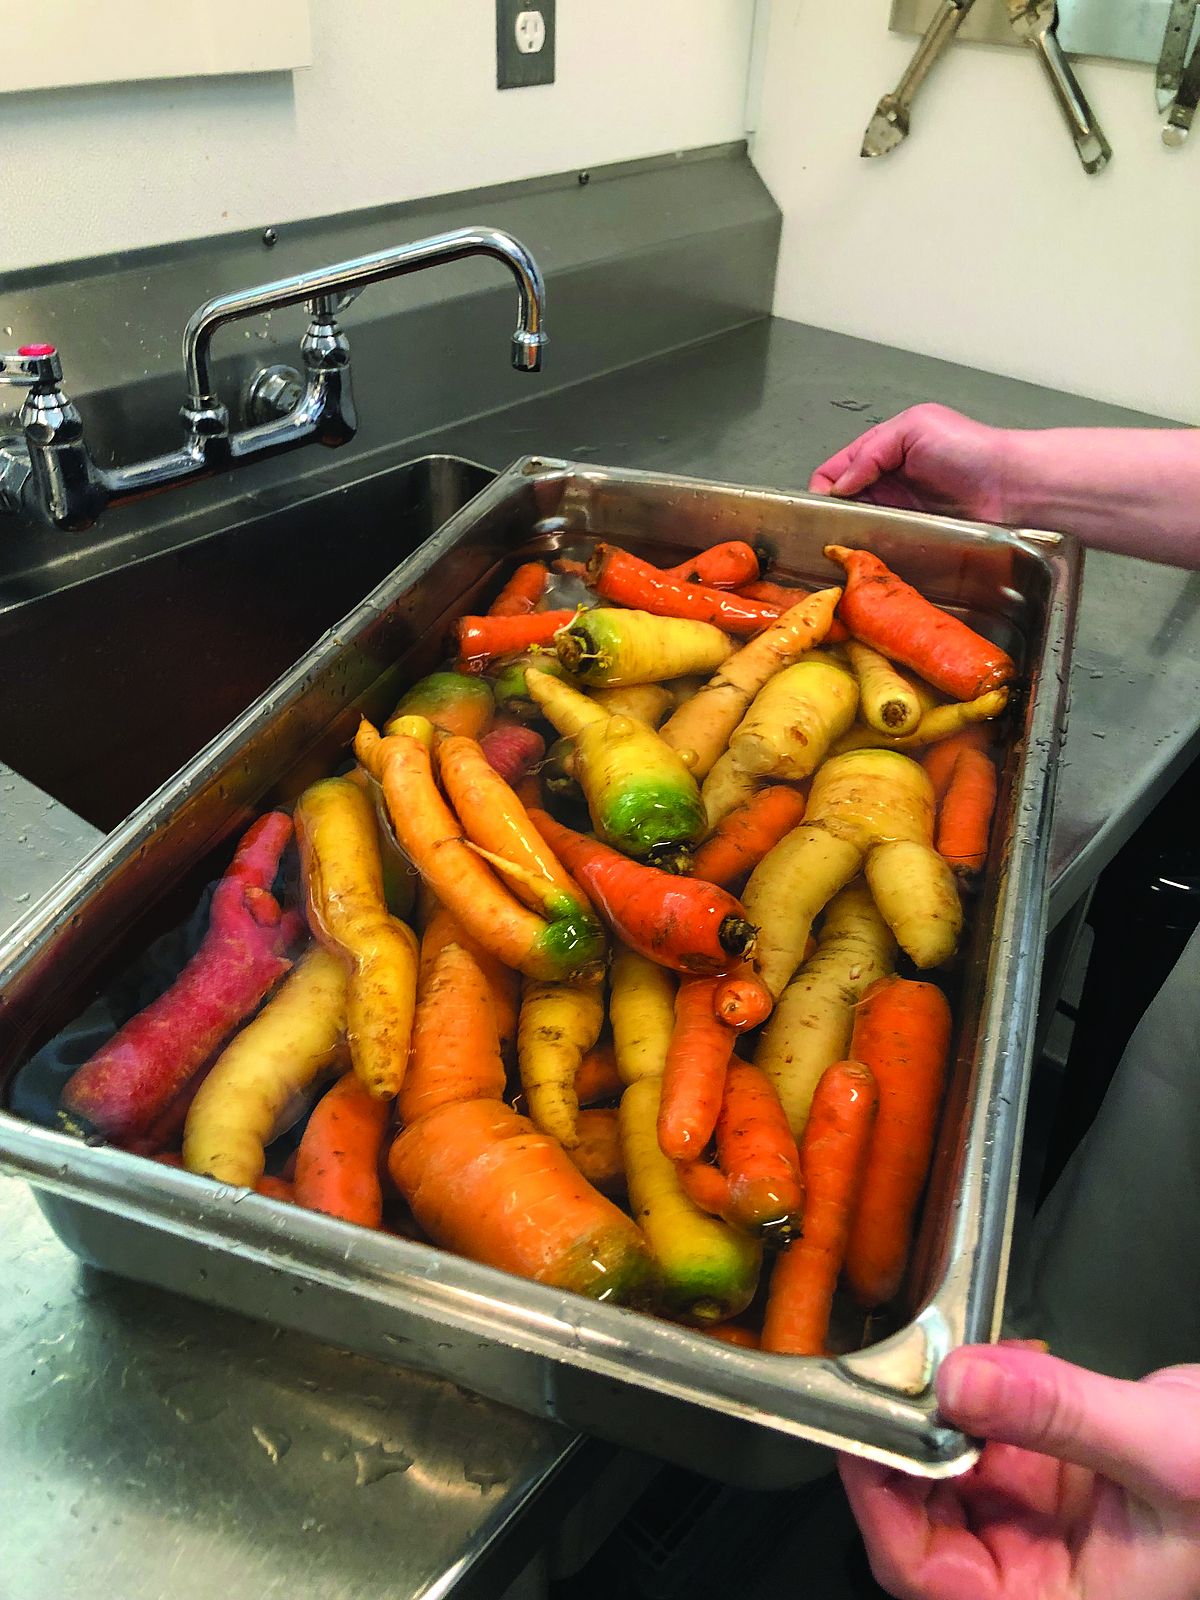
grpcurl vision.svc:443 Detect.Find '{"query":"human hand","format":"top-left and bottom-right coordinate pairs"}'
top-left (809, 404), bottom-right (1014, 525)
top-left (839, 1344), bottom-right (1200, 1600)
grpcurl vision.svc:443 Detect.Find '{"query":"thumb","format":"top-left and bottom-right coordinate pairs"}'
top-left (937, 1347), bottom-right (1200, 1505)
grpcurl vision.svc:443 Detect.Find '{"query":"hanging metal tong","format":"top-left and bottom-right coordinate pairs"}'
top-left (1007, 0), bottom-right (1112, 174)
top-left (861, 0), bottom-right (977, 159)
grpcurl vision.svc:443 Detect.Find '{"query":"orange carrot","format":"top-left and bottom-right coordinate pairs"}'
top-left (713, 962), bottom-right (774, 1030)
top-left (824, 545), bottom-right (1014, 701)
top-left (714, 1059), bottom-right (804, 1233)
top-left (388, 1098), bottom-right (656, 1301)
top-left (589, 544), bottom-right (781, 636)
top-left (664, 541), bottom-right (761, 589)
top-left (704, 1322), bottom-right (761, 1349)
top-left (455, 611), bottom-right (575, 669)
top-left (419, 898), bottom-right (519, 1059)
top-left (676, 1158), bottom-right (735, 1218)
top-left (255, 1175), bottom-right (295, 1202)
top-left (565, 1108), bottom-right (626, 1196)
top-left (530, 809), bottom-right (757, 974)
top-left (761, 1060), bottom-right (877, 1355)
top-left (936, 744), bottom-right (998, 876)
top-left (921, 726), bottom-right (989, 803)
top-left (739, 582), bottom-right (850, 643)
top-left (489, 561), bottom-right (549, 616)
top-left (843, 977), bottom-right (952, 1308)
top-left (399, 941), bottom-right (507, 1125)
top-left (691, 787), bottom-right (808, 889)
top-left (657, 977), bottom-right (737, 1161)
top-left (294, 1071), bottom-right (390, 1229)
top-left (574, 1038), bottom-right (623, 1106)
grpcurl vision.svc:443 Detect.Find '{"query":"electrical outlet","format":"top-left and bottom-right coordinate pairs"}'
top-left (496, 0), bottom-right (555, 89)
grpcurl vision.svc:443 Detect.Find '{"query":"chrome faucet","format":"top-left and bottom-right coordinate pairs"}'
top-left (0, 226), bottom-right (546, 532)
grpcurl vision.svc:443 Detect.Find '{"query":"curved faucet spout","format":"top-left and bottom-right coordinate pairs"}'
top-left (183, 225), bottom-right (547, 406)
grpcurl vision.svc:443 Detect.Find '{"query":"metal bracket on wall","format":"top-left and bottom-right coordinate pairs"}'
top-left (892, 0), bottom-right (1179, 66)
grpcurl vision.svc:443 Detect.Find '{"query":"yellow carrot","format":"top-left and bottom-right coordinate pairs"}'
top-left (844, 642), bottom-right (923, 736)
top-left (556, 608), bottom-right (733, 686)
top-left (741, 823), bottom-right (863, 998)
top-left (700, 750), bottom-right (761, 833)
top-left (829, 689), bottom-right (1009, 755)
top-left (588, 684), bottom-right (676, 726)
top-left (658, 588), bottom-right (841, 779)
top-left (866, 841), bottom-right (963, 969)
top-left (518, 977), bottom-right (605, 1148)
top-left (609, 942), bottom-right (677, 1084)
top-left (729, 653), bottom-right (859, 779)
top-left (805, 749), bottom-right (935, 854)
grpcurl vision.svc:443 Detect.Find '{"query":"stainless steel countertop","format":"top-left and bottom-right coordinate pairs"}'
top-left (4, 316), bottom-right (1198, 1598)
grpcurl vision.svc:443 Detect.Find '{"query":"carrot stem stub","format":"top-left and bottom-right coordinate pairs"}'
top-left (824, 544), bottom-right (1014, 702)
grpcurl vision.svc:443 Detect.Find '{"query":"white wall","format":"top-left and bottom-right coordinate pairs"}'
top-left (752, 0), bottom-right (1200, 422)
top-left (0, 0), bottom-right (754, 274)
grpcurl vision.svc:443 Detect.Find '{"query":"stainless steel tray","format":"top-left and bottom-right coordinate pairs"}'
top-left (0, 457), bottom-right (1079, 1487)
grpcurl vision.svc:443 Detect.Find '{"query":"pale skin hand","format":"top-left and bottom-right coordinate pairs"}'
top-left (840, 1346), bottom-right (1200, 1600)
top-left (809, 403), bottom-right (1200, 570)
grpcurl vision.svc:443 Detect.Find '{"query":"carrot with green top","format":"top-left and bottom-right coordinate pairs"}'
top-left (399, 941), bottom-right (507, 1125)
top-left (679, 1059), bottom-right (804, 1235)
top-left (436, 734), bottom-right (596, 926)
top-left (518, 977), bottom-right (605, 1148)
top-left (489, 561), bottom-right (548, 616)
top-left (526, 666), bottom-right (705, 867)
top-left (530, 810), bottom-right (757, 974)
top-left (621, 1076), bottom-right (761, 1322)
top-left (664, 540), bottom-right (761, 589)
top-left (491, 652), bottom-right (568, 719)
top-left (658, 589), bottom-right (842, 778)
top-left (389, 1097), bottom-right (658, 1303)
top-left (761, 1060), bottom-right (878, 1355)
top-left (658, 977), bottom-right (737, 1161)
top-left (387, 671), bottom-right (494, 739)
top-left (691, 787), bottom-right (808, 889)
top-left (588, 544), bottom-right (782, 636)
top-left (843, 976), bottom-right (952, 1308)
top-left (824, 544), bottom-right (1015, 701)
top-left (294, 1071), bottom-right (390, 1229)
top-left (935, 743), bottom-right (998, 876)
top-left (556, 607), bottom-right (733, 686)
top-left (355, 718), bottom-right (604, 982)
top-left (455, 610), bottom-right (576, 669)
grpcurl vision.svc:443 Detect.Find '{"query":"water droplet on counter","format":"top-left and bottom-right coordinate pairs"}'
top-left (251, 1424), bottom-right (291, 1464)
top-left (14, 892), bottom-right (30, 903)
top-left (353, 1441), bottom-right (413, 1486)
top-left (1091, 730), bottom-right (1106, 738)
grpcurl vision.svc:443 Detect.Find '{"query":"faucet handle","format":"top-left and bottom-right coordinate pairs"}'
top-left (0, 344), bottom-right (65, 388)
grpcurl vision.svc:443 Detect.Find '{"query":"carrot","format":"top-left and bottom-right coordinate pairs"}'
top-left (610, 943), bottom-right (677, 1083)
top-left (700, 750), bottom-right (761, 833)
top-left (921, 726), bottom-right (989, 803)
top-left (805, 749), bottom-right (935, 854)
top-left (829, 689), bottom-right (1008, 755)
top-left (739, 580), bottom-right (851, 642)
top-left (388, 1097), bottom-right (657, 1303)
top-left (844, 641), bottom-right (923, 736)
top-left (705, 1323), bottom-right (761, 1349)
top-left (388, 671), bottom-right (494, 739)
top-left (255, 1175), bottom-right (295, 1202)
top-left (659, 589), bottom-right (842, 778)
top-left (664, 540), bottom-right (761, 589)
top-left (518, 978), bottom-right (605, 1148)
top-left (355, 719), bottom-right (604, 982)
top-left (183, 945), bottom-right (348, 1186)
top-left (843, 977), bottom-right (952, 1308)
top-left (742, 823), bottom-right (863, 999)
top-left (936, 743), bottom-right (998, 876)
top-left (575, 1038), bottom-right (624, 1105)
top-left (712, 962), bottom-right (774, 1030)
top-left (587, 683), bottom-right (676, 726)
top-left (565, 1108), bottom-right (626, 1196)
top-left (294, 1071), bottom-right (390, 1229)
top-left (761, 1061), bottom-right (878, 1355)
top-left (676, 1158), bottom-right (734, 1218)
top-left (61, 814), bottom-right (300, 1144)
top-left (866, 841), bottom-right (962, 968)
top-left (588, 544), bottom-right (782, 636)
top-left (657, 977), bottom-right (737, 1161)
top-left (419, 897), bottom-right (519, 1060)
top-left (489, 561), bottom-right (549, 616)
top-left (492, 652), bottom-right (568, 719)
top-left (399, 942), bottom-right (507, 1125)
top-left (455, 611), bottom-right (576, 669)
top-left (730, 653), bottom-right (859, 779)
top-left (824, 544), bottom-right (1015, 701)
top-left (436, 734), bottom-right (594, 924)
top-left (691, 787), bottom-right (808, 889)
top-left (557, 608), bottom-right (734, 686)
top-left (530, 810), bottom-right (757, 974)
top-left (713, 1059), bottom-right (805, 1234)
top-left (479, 722), bottom-right (545, 786)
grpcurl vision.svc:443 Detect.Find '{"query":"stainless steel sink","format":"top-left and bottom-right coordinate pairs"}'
top-left (0, 454), bottom-right (493, 830)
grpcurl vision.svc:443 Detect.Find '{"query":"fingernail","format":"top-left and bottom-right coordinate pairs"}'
top-left (938, 1355), bottom-right (1009, 1424)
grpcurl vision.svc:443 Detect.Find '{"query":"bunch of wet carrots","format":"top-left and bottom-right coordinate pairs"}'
top-left (58, 532), bottom-right (1013, 1355)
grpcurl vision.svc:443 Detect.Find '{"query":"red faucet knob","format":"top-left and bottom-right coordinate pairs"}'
top-left (18, 343), bottom-right (56, 357)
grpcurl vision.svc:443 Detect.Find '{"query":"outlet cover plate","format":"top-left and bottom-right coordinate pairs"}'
top-left (497, 0), bottom-right (556, 89)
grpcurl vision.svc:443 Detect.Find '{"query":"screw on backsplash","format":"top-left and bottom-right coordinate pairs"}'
top-left (577, 170), bottom-right (590, 186)
top-left (262, 227), bottom-right (278, 247)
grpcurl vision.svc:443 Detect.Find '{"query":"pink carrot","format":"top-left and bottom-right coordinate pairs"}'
top-left (479, 722), bottom-right (546, 786)
top-left (61, 814), bottom-right (301, 1144)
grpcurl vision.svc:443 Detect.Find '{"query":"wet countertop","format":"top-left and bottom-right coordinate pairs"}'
top-left (3, 317), bottom-right (1199, 1598)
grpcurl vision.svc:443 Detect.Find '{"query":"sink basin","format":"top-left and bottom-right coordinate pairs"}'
top-left (0, 454), bottom-right (493, 831)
